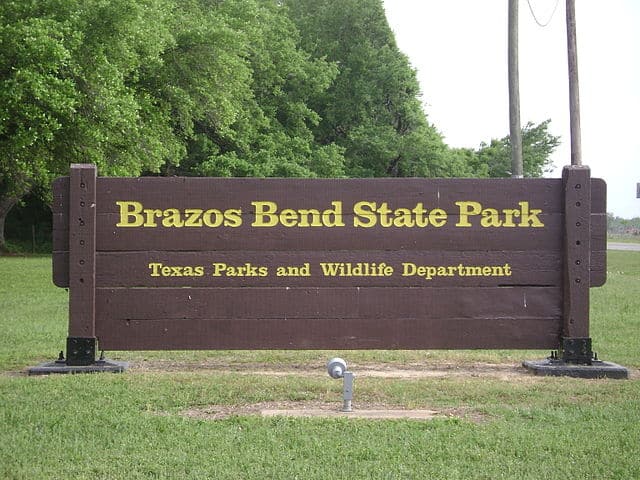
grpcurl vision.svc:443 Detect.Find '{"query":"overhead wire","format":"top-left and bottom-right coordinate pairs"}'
top-left (526, 0), bottom-right (561, 27)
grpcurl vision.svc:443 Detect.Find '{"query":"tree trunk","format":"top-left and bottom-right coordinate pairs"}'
top-left (0, 196), bottom-right (19, 253)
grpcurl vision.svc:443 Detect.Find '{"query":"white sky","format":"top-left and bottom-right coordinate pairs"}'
top-left (383, 0), bottom-right (640, 218)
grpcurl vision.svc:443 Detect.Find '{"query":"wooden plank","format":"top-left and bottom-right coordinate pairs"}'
top-left (92, 176), bottom-right (604, 214)
top-left (51, 176), bottom-right (607, 253)
top-left (589, 251), bottom-right (606, 288)
top-left (96, 176), bottom-right (566, 212)
top-left (589, 212), bottom-right (607, 287)
top-left (51, 190), bottom-right (608, 288)
top-left (54, 250), bottom-right (563, 287)
top-left (95, 286), bottom-right (561, 321)
top-left (96, 317), bottom-right (561, 350)
top-left (90, 213), bottom-right (563, 252)
top-left (67, 164), bottom-right (97, 338)
top-left (563, 166), bottom-right (591, 338)
top-left (53, 251), bottom-right (607, 288)
top-left (590, 178), bottom-right (606, 214)
top-left (88, 250), bottom-right (561, 288)
top-left (52, 251), bottom-right (69, 287)
top-left (51, 176), bottom-right (70, 287)
top-left (95, 177), bottom-right (562, 252)
top-left (51, 177), bottom-right (607, 244)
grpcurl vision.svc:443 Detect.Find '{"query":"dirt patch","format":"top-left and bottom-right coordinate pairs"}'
top-left (177, 401), bottom-right (486, 422)
top-left (129, 359), bottom-right (536, 380)
top-left (7, 358), bottom-right (637, 379)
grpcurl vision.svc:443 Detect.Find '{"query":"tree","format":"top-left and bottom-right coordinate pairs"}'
top-left (0, 0), bottom-right (182, 251)
top-left (284, 0), bottom-right (450, 178)
top-left (473, 120), bottom-right (560, 178)
top-left (0, 0), bottom-right (350, 250)
top-left (157, 0), bottom-right (345, 179)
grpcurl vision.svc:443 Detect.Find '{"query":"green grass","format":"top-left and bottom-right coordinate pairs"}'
top-left (607, 234), bottom-right (640, 244)
top-left (1, 253), bottom-right (639, 479)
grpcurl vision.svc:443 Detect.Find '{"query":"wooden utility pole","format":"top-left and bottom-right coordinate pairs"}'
top-left (566, 0), bottom-right (582, 166)
top-left (508, 0), bottom-right (523, 177)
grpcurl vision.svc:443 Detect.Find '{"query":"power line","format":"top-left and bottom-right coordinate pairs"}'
top-left (526, 0), bottom-right (560, 27)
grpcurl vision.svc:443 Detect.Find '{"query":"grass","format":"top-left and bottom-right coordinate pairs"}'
top-left (607, 234), bottom-right (640, 244)
top-left (1, 253), bottom-right (639, 479)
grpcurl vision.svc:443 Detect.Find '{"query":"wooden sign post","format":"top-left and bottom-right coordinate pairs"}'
top-left (29, 164), bottom-right (627, 377)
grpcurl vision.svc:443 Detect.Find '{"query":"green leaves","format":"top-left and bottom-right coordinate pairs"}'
top-left (0, 0), bottom-right (181, 201)
top-left (474, 120), bottom-right (560, 178)
top-left (285, 0), bottom-right (450, 178)
top-left (0, 0), bottom-right (560, 240)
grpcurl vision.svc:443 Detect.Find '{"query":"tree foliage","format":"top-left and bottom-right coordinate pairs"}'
top-left (473, 120), bottom-right (560, 178)
top-left (0, 0), bottom-right (563, 251)
top-left (163, 0), bottom-right (345, 179)
top-left (607, 213), bottom-right (640, 235)
top-left (0, 0), bottom-right (188, 249)
top-left (0, 0), bottom-right (345, 249)
top-left (283, 0), bottom-right (456, 178)
top-left (0, 0), bottom-right (183, 191)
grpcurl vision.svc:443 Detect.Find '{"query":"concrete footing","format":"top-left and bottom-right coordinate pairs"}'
top-left (523, 358), bottom-right (628, 379)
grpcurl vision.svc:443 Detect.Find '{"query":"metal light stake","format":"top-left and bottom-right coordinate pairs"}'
top-left (327, 357), bottom-right (355, 412)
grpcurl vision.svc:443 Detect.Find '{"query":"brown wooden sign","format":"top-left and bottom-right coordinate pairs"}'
top-left (52, 164), bottom-right (606, 361)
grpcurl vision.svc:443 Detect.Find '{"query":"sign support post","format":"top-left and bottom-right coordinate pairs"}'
top-left (523, 166), bottom-right (627, 377)
top-left (66, 163), bottom-right (97, 365)
top-left (29, 165), bottom-right (127, 374)
top-left (560, 165), bottom-right (592, 363)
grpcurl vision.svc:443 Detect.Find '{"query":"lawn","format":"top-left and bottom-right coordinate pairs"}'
top-left (0, 252), bottom-right (639, 479)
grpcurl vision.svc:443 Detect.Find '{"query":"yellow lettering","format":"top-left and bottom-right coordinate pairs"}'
top-left (480, 208), bottom-right (502, 228)
top-left (116, 201), bottom-right (144, 227)
top-left (393, 208), bottom-right (415, 228)
top-left (455, 201), bottom-right (482, 227)
top-left (280, 209), bottom-right (299, 227)
top-left (353, 201), bottom-right (377, 228)
top-left (252, 201), bottom-right (278, 227)
top-left (323, 201), bottom-right (345, 227)
top-left (224, 209), bottom-right (243, 227)
top-left (144, 209), bottom-right (163, 227)
top-left (518, 201), bottom-right (544, 227)
top-left (202, 209), bottom-right (224, 227)
top-left (502, 208), bottom-right (520, 227)
top-left (211, 263), bottom-right (227, 276)
top-left (162, 208), bottom-right (184, 228)
top-left (377, 202), bottom-right (393, 227)
top-left (429, 208), bottom-right (448, 227)
top-left (184, 209), bottom-right (203, 227)
top-left (148, 262), bottom-right (162, 276)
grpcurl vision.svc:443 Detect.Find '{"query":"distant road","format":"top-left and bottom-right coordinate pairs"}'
top-left (608, 242), bottom-right (640, 251)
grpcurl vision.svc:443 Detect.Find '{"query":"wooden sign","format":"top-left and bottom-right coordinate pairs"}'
top-left (52, 164), bottom-right (606, 364)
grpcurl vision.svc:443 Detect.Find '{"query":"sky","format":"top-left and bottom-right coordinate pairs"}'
top-left (383, 0), bottom-right (640, 218)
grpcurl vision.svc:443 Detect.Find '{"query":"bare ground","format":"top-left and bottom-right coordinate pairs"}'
top-left (129, 359), bottom-right (537, 380)
top-left (16, 357), bottom-right (636, 420)
top-left (176, 400), bottom-right (485, 422)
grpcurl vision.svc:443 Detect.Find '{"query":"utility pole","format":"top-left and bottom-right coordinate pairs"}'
top-left (566, 0), bottom-right (582, 166)
top-left (508, 0), bottom-right (523, 177)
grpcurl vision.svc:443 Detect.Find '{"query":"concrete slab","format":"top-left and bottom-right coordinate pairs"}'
top-left (260, 408), bottom-right (442, 420)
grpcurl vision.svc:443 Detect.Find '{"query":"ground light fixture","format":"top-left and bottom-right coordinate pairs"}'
top-left (326, 358), bottom-right (355, 412)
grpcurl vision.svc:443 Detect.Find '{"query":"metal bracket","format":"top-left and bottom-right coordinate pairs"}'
top-left (28, 340), bottom-right (128, 375)
top-left (523, 339), bottom-right (628, 379)
top-left (66, 337), bottom-right (96, 366)
top-left (560, 337), bottom-right (593, 365)
top-left (342, 371), bottom-right (354, 412)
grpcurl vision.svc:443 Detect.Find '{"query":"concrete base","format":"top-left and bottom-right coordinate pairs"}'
top-left (523, 358), bottom-right (628, 379)
top-left (28, 359), bottom-right (128, 375)
top-left (260, 408), bottom-right (441, 420)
